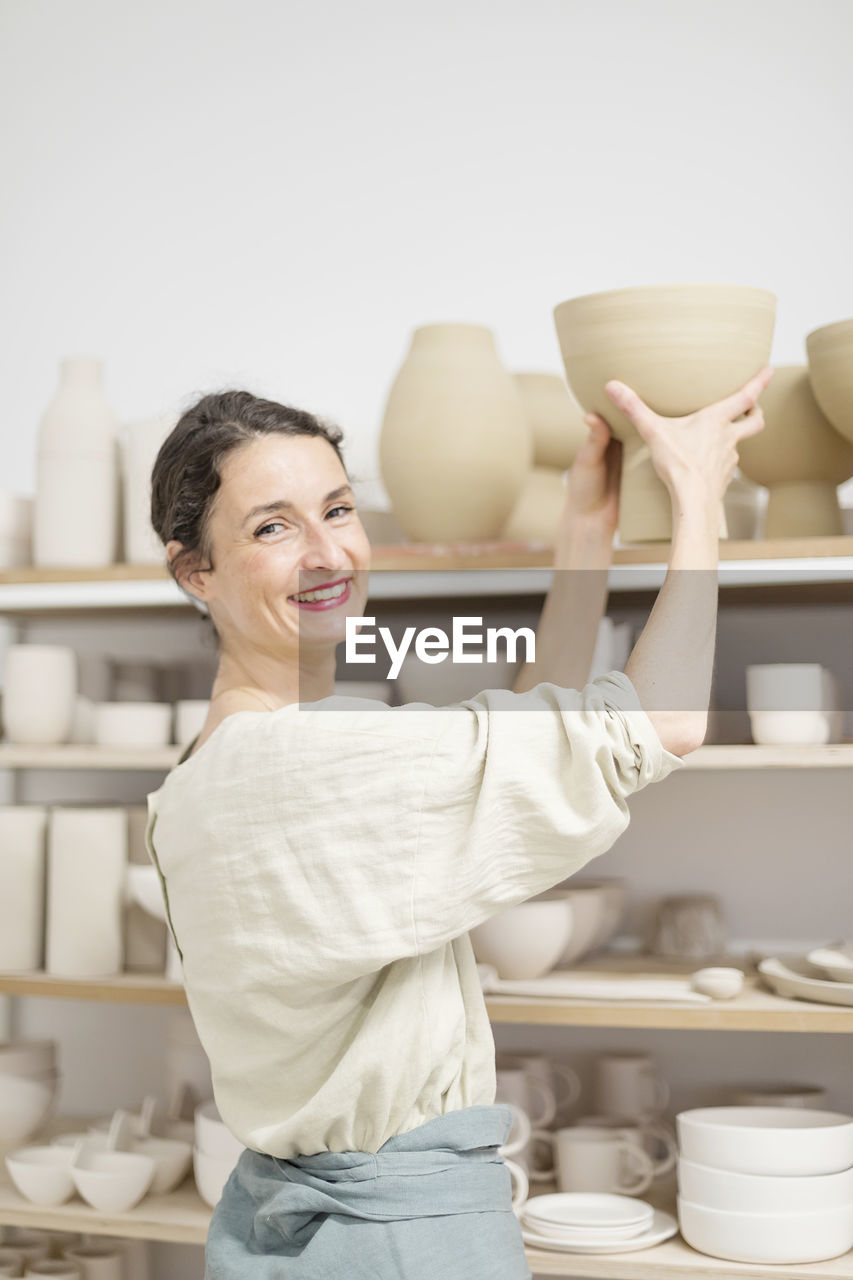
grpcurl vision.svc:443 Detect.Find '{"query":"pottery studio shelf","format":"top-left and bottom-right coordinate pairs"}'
top-left (5, 958), bottom-right (853, 1032)
top-left (2, 742), bottom-right (853, 771)
top-left (0, 536), bottom-right (852, 609)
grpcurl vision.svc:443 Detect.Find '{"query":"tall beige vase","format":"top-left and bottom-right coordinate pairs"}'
top-left (553, 285), bottom-right (776, 542)
top-left (806, 318), bottom-right (853, 445)
top-left (35, 357), bottom-right (119, 567)
top-left (737, 366), bottom-right (853, 537)
top-left (379, 324), bottom-right (531, 541)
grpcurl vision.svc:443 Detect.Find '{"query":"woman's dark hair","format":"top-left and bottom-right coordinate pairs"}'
top-left (150, 390), bottom-right (347, 600)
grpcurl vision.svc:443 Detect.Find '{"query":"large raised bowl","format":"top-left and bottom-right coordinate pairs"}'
top-left (676, 1106), bottom-right (853, 1176)
top-left (807, 318), bottom-right (853, 445)
top-left (678, 1197), bottom-right (853, 1265)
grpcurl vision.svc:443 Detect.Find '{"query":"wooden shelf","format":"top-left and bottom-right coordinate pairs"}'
top-left (1, 537), bottom-right (853, 610)
top-left (6, 958), bottom-right (853, 1031)
top-left (2, 742), bottom-right (852, 772)
top-left (0, 971), bottom-right (186, 1005)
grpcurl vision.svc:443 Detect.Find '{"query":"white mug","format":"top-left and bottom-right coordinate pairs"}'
top-left (495, 1066), bottom-right (556, 1128)
top-left (498, 1104), bottom-right (532, 1158)
top-left (496, 1053), bottom-right (581, 1127)
top-left (2, 645), bottom-right (77, 744)
top-left (62, 1246), bottom-right (123, 1280)
top-left (594, 1052), bottom-right (670, 1120)
top-left (574, 1113), bottom-right (677, 1176)
top-left (504, 1156), bottom-right (529, 1215)
top-left (531, 1126), bottom-right (654, 1195)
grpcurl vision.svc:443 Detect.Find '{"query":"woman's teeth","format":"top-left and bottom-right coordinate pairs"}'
top-left (292, 580), bottom-right (348, 603)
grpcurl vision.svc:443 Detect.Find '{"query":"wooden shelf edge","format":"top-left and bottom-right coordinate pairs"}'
top-left (0, 972), bottom-right (187, 1005)
top-left (0, 1186), bottom-right (209, 1246)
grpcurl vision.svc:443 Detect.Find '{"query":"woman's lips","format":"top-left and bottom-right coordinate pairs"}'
top-left (288, 578), bottom-right (353, 611)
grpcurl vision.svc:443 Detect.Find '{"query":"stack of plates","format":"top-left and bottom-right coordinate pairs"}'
top-left (520, 1192), bottom-right (677, 1254)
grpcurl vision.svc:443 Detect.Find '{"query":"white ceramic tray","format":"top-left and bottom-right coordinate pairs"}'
top-left (521, 1209), bottom-right (678, 1254)
top-left (759, 954), bottom-right (853, 1007)
top-left (479, 970), bottom-right (711, 1004)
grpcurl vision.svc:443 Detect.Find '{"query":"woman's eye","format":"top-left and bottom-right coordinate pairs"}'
top-left (256, 521), bottom-right (285, 537)
top-left (327, 505), bottom-right (354, 519)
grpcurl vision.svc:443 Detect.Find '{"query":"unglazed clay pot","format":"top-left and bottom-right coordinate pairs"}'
top-left (512, 372), bottom-right (590, 469)
top-left (502, 466), bottom-right (566, 543)
top-left (807, 318), bottom-right (853, 446)
top-left (553, 285), bottom-right (776, 542)
top-left (738, 366), bottom-right (853, 537)
top-left (379, 324), bottom-right (531, 541)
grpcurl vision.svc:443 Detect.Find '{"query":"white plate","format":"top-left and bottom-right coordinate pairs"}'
top-left (807, 944), bottom-right (853, 984)
top-left (522, 1192), bottom-right (653, 1231)
top-left (759, 955), bottom-right (853, 1007)
top-left (522, 1209), bottom-right (678, 1254)
top-left (480, 971), bottom-right (711, 1004)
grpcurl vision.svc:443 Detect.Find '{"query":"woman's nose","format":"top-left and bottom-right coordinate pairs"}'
top-left (299, 519), bottom-right (348, 570)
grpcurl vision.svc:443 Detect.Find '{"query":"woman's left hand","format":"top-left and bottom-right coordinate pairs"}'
top-left (562, 413), bottom-right (622, 534)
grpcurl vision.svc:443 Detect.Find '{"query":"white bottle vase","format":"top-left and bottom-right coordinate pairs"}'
top-left (46, 807), bottom-right (127, 977)
top-left (0, 806), bottom-right (47, 970)
top-left (35, 357), bottom-right (119, 567)
top-left (379, 324), bottom-right (532, 541)
top-left (120, 415), bottom-right (176, 564)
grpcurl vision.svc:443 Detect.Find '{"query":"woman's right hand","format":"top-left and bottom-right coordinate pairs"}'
top-left (599, 367), bottom-right (773, 507)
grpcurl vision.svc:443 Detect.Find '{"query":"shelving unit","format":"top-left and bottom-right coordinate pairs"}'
top-left (2, 547), bottom-right (852, 1275)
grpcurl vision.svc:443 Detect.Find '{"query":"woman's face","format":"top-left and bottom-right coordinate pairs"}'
top-left (189, 434), bottom-right (371, 659)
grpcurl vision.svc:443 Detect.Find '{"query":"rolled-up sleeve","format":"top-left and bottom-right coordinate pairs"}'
top-left (412, 671), bottom-right (684, 954)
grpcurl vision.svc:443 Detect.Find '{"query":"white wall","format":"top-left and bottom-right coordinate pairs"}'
top-left (2, 0), bottom-right (853, 505)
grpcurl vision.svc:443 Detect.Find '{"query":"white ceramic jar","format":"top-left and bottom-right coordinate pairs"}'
top-left (34, 357), bottom-right (119, 568)
top-left (2, 645), bottom-right (77, 745)
top-left (0, 806), bottom-right (48, 970)
top-left (120, 415), bottom-right (176, 565)
top-left (45, 808), bottom-right (127, 977)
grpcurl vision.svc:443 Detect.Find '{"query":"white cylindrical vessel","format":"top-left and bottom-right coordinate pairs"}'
top-left (46, 808), bottom-right (127, 977)
top-left (2, 645), bottom-right (77, 745)
top-left (120, 415), bottom-right (175, 564)
top-left (34, 357), bottom-right (118, 568)
top-left (0, 806), bottom-right (48, 970)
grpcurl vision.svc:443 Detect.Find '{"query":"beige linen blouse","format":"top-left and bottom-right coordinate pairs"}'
top-left (145, 671), bottom-right (683, 1159)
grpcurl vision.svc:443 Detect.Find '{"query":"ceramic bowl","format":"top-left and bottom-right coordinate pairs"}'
top-left (93, 702), bottom-right (172, 749)
top-left (4, 1145), bottom-right (75, 1206)
top-left (807, 943), bottom-right (853, 983)
top-left (0, 1073), bottom-right (59, 1145)
top-left (70, 1144), bottom-right (155, 1213)
top-left (132, 1135), bottom-right (192, 1195)
top-left (677, 1197), bottom-right (853, 1265)
top-left (26, 1261), bottom-right (83, 1277)
top-left (194, 1101), bottom-right (245, 1162)
top-left (530, 886), bottom-right (609, 965)
top-left (469, 898), bottom-right (574, 980)
top-left (749, 709), bottom-right (838, 746)
top-left (677, 1157), bottom-right (853, 1213)
top-left (568, 878), bottom-right (628, 950)
top-left (676, 1107), bottom-right (853, 1176)
top-left (193, 1145), bottom-right (238, 1208)
top-left (553, 284), bottom-right (776, 542)
top-left (806, 317), bottom-right (853, 446)
top-left (0, 1042), bottom-right (57, 1077)
top-left (737, 365), bottom-right (853, 536)
top-left (174, 700), bottom-right (209, 747)
top-left (690, 967), bottom-right (744, 999)
top-left (731, 1084), bottom-right (826, 1108)
top-left (745, 663), bottom-right (836, 714)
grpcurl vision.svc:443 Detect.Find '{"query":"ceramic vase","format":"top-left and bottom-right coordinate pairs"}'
top-left (46, 808), bottom-right (127, 977)
top-left (35, 358), bottom-right (119, 567)
top-left (806, 318), bottom-right (853, 445)
top-left (501, 466), bottom-right (567, 542)
top-left (553, 284), bottom-right (776, 542)
top-left (2, 645), bottom-right (77, 744)
top-left (512, 372), bottom-right (590, 469)
top-left (737, 366), bottom-right (853, 537)
top-left (120, 415), bottom-right (175, 564)
top-left (0, 493), bottom-right (33, 568)
top-left (379, 324), bottom-right (531, 540)
top-left (0, 806), bottom-right (47, 970)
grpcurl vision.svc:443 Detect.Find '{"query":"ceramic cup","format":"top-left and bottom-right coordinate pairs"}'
top-left (531, 1126), bottom-right (655, 1194)
top-left (497, 1104), bottom-right (532, 1159)
top-left (2, 646), bottom-right (77, 745)
top-left (61, 1246), bottom-right (124, 1280)
top-left (593, 1052), bottom-right (670, 1120)
top-left (495, 1067), bottom-right (557, 1129)
top-left (24, 1263), bottom-right (81, 1278)
top-left (0, 807), bottom-right (47, 970)
top-left (496, 1053), bottom-right (581, 1127)
top-left (94, 702), bottom-right (172, 748)
top-left (649, 894), bottom-right (727, 962)
top-left (574, 1114), bottom-right (677, 1176)
top-left (504, 1156), bottom-right (529, 1214)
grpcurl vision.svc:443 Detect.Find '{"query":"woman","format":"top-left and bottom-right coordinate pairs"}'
top-left (145, 368), bottom-right (769, 1279)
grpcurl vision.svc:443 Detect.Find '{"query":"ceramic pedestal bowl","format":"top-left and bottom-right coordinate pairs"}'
top-left (553, 284), bottom-right (776, 542)
top-left (807, 318), bottom-right (853, 446)
top-left (737, 366), bottom-right (853, 537)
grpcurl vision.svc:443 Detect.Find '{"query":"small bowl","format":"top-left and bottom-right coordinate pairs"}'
top-left (469, 898), bottom-right (574, 980)
top-left (0, 1041), bottom-right (57, 1077)
top-left (678, 1158), bottom-right (853, 1213)
top-left (193, 1145), bottom-right (238, 1208)
top-left (677, 1107), bottom-right (853, 1176)
top-left (677, 1196), bottom-right (853, 1265)
top-left (807, 943), bottom-right (853, 983)
top-left (70, 1144), bottom-right (155, 1213)
top-left (690, 967), bottom-right (744, 999)
top-left (93, 702), bottom-right (172, 749)
top-left (531, 886), bottom-right (609, 965)
top-left (4, 1145), bottom-right (75, 1206)
top-left (194, 1101), bottom-right (245, 1162)
top-left (132, 1135), bottom-right (192, 1195)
